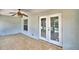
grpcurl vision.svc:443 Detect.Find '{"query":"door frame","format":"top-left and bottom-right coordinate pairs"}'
top-left (39, 16), bottom-right (48, 41)
top-left (39, 13), bottom-right (63, 46)
top-left (48, 13), bottom-right (63, 46)
top-left (21, 16), bottom-right (28, 33)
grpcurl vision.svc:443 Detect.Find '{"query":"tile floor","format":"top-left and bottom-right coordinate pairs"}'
top-left (0, 33), bottom-right (62, 50)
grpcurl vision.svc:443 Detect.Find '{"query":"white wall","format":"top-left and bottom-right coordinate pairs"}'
top-left (25, 9), bottom-right (79, 50)
top-left (0, 15), bottom-right (21, 35)
top-left (63, 10), bottom-right (79, 49)
top-left (28, 15), bottom-right (39, 39)
top-left (22, 14), bottom-right (39, 39)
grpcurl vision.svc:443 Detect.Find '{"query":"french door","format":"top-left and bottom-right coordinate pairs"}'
top-left (39, 13), bottom-right (63, 46)
top-left (39, 16), bottom-right (48, 41)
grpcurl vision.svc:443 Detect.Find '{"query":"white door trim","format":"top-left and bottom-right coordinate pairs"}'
top-left (48, 13), bottom-right (63, 46)
top-left (39, 16), bottom-right (48, 41)
top-left (39, 13), bottom-right (63, 46)
top-left (21, 16), bottom-right (28, 33)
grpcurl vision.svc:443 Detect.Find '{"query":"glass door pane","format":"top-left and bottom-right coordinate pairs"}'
top-left (41, 18), bottom-right (46, 38)
top-left (50, 16), bottom-right (59, 42)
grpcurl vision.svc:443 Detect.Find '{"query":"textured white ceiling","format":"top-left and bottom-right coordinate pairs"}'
top-left (0, 9), bottom-right (17, 15)
top-left (23, 9), bottom-right (50, 12)
top-left (0, 9), bottom-right (50, 15)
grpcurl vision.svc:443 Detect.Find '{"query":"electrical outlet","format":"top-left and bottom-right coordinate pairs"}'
top-left (32, 34), bottom-right (34, 36)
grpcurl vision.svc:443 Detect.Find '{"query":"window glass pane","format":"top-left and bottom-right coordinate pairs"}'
top-left (24, 19), bottom-right (28, 31)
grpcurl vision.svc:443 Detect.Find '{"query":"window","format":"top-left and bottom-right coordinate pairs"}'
top-left (24, 19), bottom-right (28, 31)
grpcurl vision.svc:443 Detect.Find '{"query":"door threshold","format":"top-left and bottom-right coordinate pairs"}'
top-left (39, 39), bottom-right (63, 49)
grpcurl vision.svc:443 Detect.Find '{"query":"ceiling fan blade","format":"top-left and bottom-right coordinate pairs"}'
top-left (9, 12), bottom-right (16, 14)
top-left (22, 13), bottom-right (28, 17)
top-left (11, 13), bottom-right (16, 16)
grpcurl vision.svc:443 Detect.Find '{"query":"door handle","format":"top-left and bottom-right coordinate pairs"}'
top-left (48, 29), bottom-right (49, 31)
top-left (48, 28), bottom-right (50, 31)
top-left (48, 27), bottom-right (50, 31)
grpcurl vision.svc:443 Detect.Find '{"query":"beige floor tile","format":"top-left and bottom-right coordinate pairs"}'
top-left (0, 33), bottom-right (62, 50)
